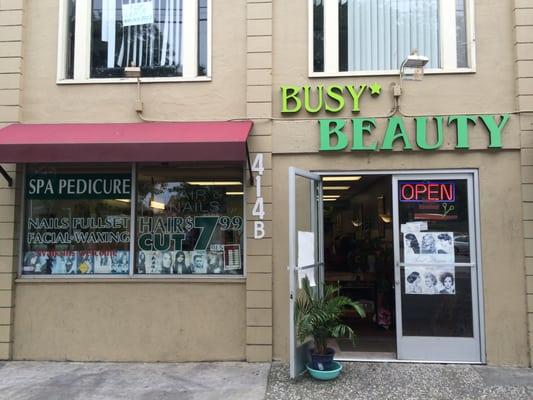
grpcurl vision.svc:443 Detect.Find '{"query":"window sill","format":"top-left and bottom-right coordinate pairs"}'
top-left (308, 68), bottom-right (476, 78)
top-left (56, 76), bottom-right (212, 85)
top-left (16, 275), bottom-right (246, 284)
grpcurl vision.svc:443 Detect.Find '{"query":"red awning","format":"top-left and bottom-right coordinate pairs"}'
top-left (0, 121), bottom-right (253, 163)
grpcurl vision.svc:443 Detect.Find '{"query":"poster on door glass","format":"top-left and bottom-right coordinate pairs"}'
top-left (405, 266), bottom-right (456, 295)
top-left (404, 231), bottom-right (454, 264)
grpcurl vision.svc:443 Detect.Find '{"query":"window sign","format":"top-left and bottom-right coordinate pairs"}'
top-left (122, 0), bottom-right (154, 27)
top-left (23, 167), bottom-right (132, 275)
top-left (135, 166), bottom-right (244, 275)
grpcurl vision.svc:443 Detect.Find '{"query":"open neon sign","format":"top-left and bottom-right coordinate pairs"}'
top-left (400, 181), bottom-right (455, 203)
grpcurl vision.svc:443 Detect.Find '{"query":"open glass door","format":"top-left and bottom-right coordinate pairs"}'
top-left (288, 167), bottom-right (324, 378)
top-left (392, 173), bottom-right (483, 362)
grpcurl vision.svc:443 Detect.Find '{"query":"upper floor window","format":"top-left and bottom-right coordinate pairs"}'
top-left (58, 0), bottom-right (210, 81)
top-left (312, 0), bottom-right (473, 75)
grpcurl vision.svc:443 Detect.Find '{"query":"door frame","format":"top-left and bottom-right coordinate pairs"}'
top-left (311, 168), bottom-right (486, 364)
top-left (288, 167), bottom-right (324, 378)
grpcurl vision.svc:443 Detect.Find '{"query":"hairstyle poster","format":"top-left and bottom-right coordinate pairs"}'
top-left (404, 231), bottom-right (455, 264)
top-left (405, 265), bottom-right (456, 295)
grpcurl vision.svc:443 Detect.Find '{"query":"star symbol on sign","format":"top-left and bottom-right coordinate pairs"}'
top-left (369, 83), bottom-right (382, 96)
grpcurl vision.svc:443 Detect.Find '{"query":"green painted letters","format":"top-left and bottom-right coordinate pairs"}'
top-left (479, 114), bottom-right (509, 148)
top-left (281, 86), bottom-right (302, 113)
top-left (304, 85), bottom-right (324, 113)
top-left (415, 117), bottom-right (444, 150)
top-left (381, 116), bottom-right (412, 150)
top-left (319, 119), bottom-right (348, 151)
top-left (448, 115), bottom-right (477, 149)
top-left (346, 84), bottom-right (367, 112)
top-left (351, 118), bottom-right (377, 151)
top-left (325, 85), bottom-right (345, 113)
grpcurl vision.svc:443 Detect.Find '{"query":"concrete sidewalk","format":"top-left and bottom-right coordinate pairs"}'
top-left (0, 361), bottom-right (270, 400)
top-left (266, 362), bottom-right (533, 400)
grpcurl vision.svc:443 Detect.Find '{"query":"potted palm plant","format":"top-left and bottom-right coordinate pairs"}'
top-left (295, 277), bottom-right (365, 378)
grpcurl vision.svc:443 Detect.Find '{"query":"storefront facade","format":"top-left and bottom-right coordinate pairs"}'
top-left (0, 0), bottom-right (532, 370)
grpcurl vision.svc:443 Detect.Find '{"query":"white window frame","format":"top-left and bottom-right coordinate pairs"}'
top-left (308, 0), bottom-right (476, 77)
top-left (57, 0), bottom-right (212, 84)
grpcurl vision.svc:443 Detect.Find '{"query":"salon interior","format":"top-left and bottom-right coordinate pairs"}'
top-left (322, 174), bottom-right (396, 359)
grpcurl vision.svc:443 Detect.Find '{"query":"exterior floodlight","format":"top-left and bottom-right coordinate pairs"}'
top-left (400, 52), bottom-right (429, 82)
top-left (402, 54), bottom-right (429, 69)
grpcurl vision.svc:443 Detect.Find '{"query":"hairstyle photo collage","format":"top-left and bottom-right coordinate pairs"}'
top-left (22, 250), bottom-right (130, 275)
top-left (136, 245), bottom-right (241, 275)
top-left (403, 231), bottom-right (457, 296)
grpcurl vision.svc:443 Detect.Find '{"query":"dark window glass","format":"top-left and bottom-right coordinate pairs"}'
top-left (456, 0), bottom-right (468, 68)
top-left (90, 0), bottom-right (183, 78)
top-left (313, 0), bottom-right (324, 72)
top-left (135, 165), bottom-right (244, 275)
top-left (198, 0), bottom-right (208, 76)
top-left (338, 0), bottom-right (348, 72)
top-left (401, 266), bottom-right (474, 337)
top-left (65, 0), bottom-right (76, 79)
top-left (23, 165), bottom-right (132, 275)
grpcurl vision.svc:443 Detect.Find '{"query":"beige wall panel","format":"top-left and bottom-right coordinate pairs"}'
top-left (246, 273), bottom-right (271, 291)
top-left (525, 239), bottom-right (533, 257)
top-left (0, 41), bottom-right (21, 57)
top-left (248, 135), bottom-right (273, 153)
top-left (245, 344), bottom-right (271, 362)
top-left (246, 308), bottom-right (272, 327)
top-left (524, 221), bottom-right (533, 238)
top-left (522, 166), bottom-right (533, 183)
top-left (246, 290), bottom-right (271, 308)
top-left (13, 283), bottom-right (246, 361)
top-left (516, 44), bottom-right (533, 61)
top-left (247, 36), bottom-right (272, 53)
top-left (0, 256), bottom-right (14, 273)
top-left (247, 86), bottom-right (272, 103)
top-left (528, 276), bottom-right (533, 293)
top-left (0, 273), bottom-right (14, 290)
top-left (245, 255), bottom-right (272, 273)
top-left (526, 257), bottom-right (533, 275)
top-left (522, 148), bottom-right (533, 165)
top-left (0, 10), bottom-right (22, 25)
top-left (0, 0), bottom-right (23, 10)
top-left (247, 53), bottom-right (272, 69)
top-left (271, 151), bottom-right (528, 366)
top-left (0, 307), bottom-right (12, 324)
top-left (247, 3), bottom-right (272, 20)
top-left (247, 69), bottom-right (272, 86)
top-left (0, 325), bottom-right (11, 342)
top-left (246, 326), bottom-right (272, 344)
top-left (247, 19), bottom-right (272, 37)
top-left (0, 105), bottom-right (20, 121)
top-left (518, 95), bottom-right (533, 111)
top-left (247, 239), bottom-right (273, 257)
top-left (516, 27), bottom-right (533, 44)
top-left (22, 0), bottom-right (247, 123)
top-left (0, 25), bottom-right (21, 41)
top-left (518, 78), bottom-right (533, 95)
top-left (0, 73), bottom-right (21, 90)
top-left (515, 8), bottom-right (533, 26)
top-left (0, 342), bottom-right (10, 360)
top-left (518, 61), bottom-right (533, 78)
top-left (0, 290), bottom-right (13, 307)
top-left (0, 89), bottom-right (20, 106)
top-left (528, 295), bottom-right (533, 312)
top-left (524, 203), bottom-right (533, 220)
top-left (247, 102), bottom-right (272, 119)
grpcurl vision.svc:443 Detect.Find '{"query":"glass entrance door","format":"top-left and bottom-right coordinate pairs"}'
top-left (392, 173), bottom-right (483, 362)
top-left (288, 167), bottom-right (324, 378)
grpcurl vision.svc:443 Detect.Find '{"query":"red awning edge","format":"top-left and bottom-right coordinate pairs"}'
top-left (0, 121), bottom-right (253, 163)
